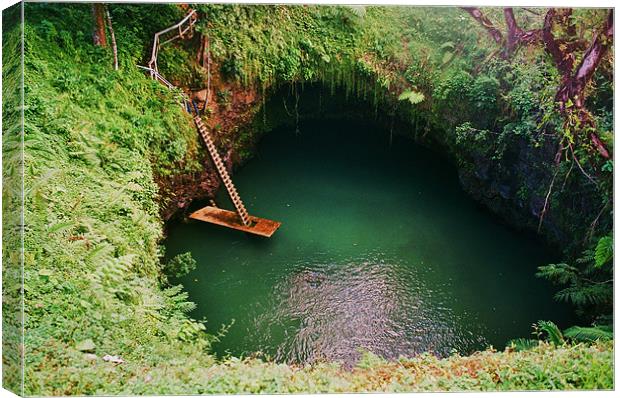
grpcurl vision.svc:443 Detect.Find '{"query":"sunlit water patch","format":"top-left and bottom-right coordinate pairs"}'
top-left (248, 256), bottom-right (485, 365)
top-left (165, 118), bottom-right (575, 366)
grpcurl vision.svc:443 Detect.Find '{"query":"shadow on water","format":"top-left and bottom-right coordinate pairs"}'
top-left (165, 118), bottom-right (576, 367)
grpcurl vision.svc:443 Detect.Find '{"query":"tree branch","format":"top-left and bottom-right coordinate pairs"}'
top-left (558, 10), bottom-right (613, 159)
top-left (504, 8), bottom-right (523, 54)
top-left (522, 8), bottom-right (542, 16)
top-left (463, 7), bottom-right (613, 160)
top-left (542, 9), bottom-right (574, 76)
top-left (462, 7), bottom-right (503, 45)
top-left (570, 10), bottom-right (614, 107)
top-left (538, 165), bottom-right (561, 232)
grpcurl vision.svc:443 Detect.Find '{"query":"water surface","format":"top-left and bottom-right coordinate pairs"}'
top-left (165, 119), bottom-right (574, 366)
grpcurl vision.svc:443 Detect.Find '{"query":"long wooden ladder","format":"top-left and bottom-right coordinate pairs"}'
top-left (140, 8), bottom-right (280, 237)
top-left (193, 116), bottom-right (250, 226)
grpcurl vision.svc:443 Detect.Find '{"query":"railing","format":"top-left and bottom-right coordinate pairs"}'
top-left (146, 9), bottom-right (197, 75)
top-left (138, 9), bottom-right (250, 226)
top-left (136, 65), bottom-right (176, 90)
top-left (136, 65), bottom-right (192, 111)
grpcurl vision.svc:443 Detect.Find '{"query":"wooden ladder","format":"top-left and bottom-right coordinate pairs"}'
top-left (193, 116), bottom-right (251, 226)
top-left (140, 8), bottom-right (280, 237)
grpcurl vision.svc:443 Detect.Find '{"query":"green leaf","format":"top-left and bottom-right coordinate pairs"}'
top-left (440, 41), bottom-right (454, 50)
top-left (441, 52), bottom-right (454, 65)
top-left (47, 221), bottom-right (75, 234)
top-left (165, 252), bottom-right (197, 278)
top-left (537, 320), bottom-right (565, 345)
top-left (346, 6), bottom-right (366, 18)
top-left (564, 325), bottom-right (613, 342)
top-left (76, 339), bottom-right (96, 352)
top-left (398, 90), bottom-right (425, 105)
top-left (554, 284), bottom-right (611, 306)
top-left (536, 263), bottom-right (578, 285)
top-left (594, 236), bottom-right (613, 268)
top-left (38, 269), bottom-right (53, 281)
top-left (506, 338), bottom-right (539, 351)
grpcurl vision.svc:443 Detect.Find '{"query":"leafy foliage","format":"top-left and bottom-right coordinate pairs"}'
top-left (525, 319), bottom-right (613, 348)
top-left (537, 237), bottom-right (613, 320)
top-left (506, 338), bottom-right (539, 352)
top-left (594, 236), bottom-right (613, 268)
top-left (17, 3), bottom-right (214, 395)
top-left (534, 320), bottom-right (565, 346)
top-left (165, 252), bottom-right (198, 278)
top-left (564, 325), bottom-right (613, 343)
top-left (553, 284), bottom-right (611, 307)
top-left (398, 89), bottom-right (425, 104)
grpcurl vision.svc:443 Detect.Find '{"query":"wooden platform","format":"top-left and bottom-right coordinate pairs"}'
top-left (189, 206), bottom-right (281, 237)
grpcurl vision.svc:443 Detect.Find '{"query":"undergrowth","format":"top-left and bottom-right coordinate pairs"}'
top-left (24, 342), bottom-right (616, 395)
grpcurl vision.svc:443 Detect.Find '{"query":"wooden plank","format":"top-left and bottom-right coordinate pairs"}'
top-left (189, 206), bottom-right (281, 238)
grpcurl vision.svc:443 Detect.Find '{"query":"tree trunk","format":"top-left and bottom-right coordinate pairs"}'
top-left (463, 7), bottom-right (541, 57)
top-left (92, 4), bottom-right (107, 47)
top-left (504, 8), bottom-right (523, 54)
top-left (105, 8), bottom-right (118, 70)
top-left (543, 9), bottom-right (613, 159)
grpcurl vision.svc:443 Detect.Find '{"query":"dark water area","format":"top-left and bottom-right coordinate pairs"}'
top-left (165, 118), bottom-right (575, 366)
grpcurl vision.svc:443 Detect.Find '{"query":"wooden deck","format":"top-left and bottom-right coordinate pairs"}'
top-left (189, 206), bottom-right (281, 237)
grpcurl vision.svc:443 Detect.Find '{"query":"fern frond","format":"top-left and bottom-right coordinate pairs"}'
top-left (554, 284), bottom-right (612, 306)
top-left (536, 263), bottom-right (578, 285)
top-left (594, 236), bottom-right (613, 268)
top-left (536, 320), bottom-right (565, 345)
top-left (398, 89), bottom-right (425, 105)
top-left (576, 249), bottom-right (595, 264)
top-left (47, 220), bottom-right (75, 234)
top-left (85, 242), bottom-right (115, 264)
top-left (345, 6), bottom-right (366, 18)
top-left (162, 285), bottom-right (196, 314)
top-left (564, 325), bottom-right (613, 342)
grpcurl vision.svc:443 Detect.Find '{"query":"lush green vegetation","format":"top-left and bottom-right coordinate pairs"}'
top-left (2, 3), bottom-right (25, 391)
top-left (186, 5), bottom-right (613, 248)
top-left (204, 3), bottom-right (615, 336)
top-left (18, 341), bottom-right (619, 395)
top-left (2, 2), bottom-right (613, 395)
top-left (195, 4), bottom-right (614, 337)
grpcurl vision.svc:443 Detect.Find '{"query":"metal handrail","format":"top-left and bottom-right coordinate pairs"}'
top-left (147, 9), bottom-right (197, 74)
top-left (136, 65), bottom-right (192, 112)
top-left (136, 65), bottom-right (176, 90)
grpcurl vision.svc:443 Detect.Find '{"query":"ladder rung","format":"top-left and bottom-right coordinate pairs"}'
top-left (195, 117), bottom-right (250, 224)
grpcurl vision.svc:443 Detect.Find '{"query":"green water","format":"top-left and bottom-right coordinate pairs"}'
top-left (165, 118), bottom-right (574, 366)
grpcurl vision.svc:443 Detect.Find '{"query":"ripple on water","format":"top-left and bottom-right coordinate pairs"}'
top-left (247, 253), bottom-right (488, 367)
